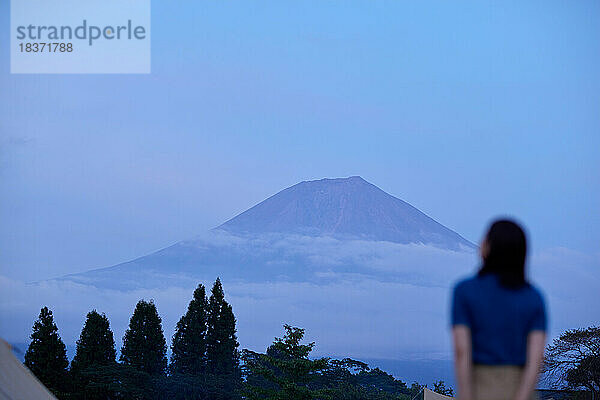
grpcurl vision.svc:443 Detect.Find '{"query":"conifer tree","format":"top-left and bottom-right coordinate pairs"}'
top-left (120, 300), bottom-right (168, 376)
top-left (206, 278), bottom-right (241, 398)
top-left (24, 306), bottom-right (69, 396)
top-left (70, 310), bottom-right (117, 399)
top-left (71, 310), bottom-right (116, 371)
top-left (170, 283), bottom-right (209, 375)
top-left (242, 325), bottom-right (330, 400)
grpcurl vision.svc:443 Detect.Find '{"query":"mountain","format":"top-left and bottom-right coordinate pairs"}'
top-left (219, 176), bottom-right (473, 250)
top-left (60, 176), bottom-right (475, 290)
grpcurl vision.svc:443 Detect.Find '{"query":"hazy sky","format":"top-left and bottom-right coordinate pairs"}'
top-left (1, 0), bottom-right (599, 281)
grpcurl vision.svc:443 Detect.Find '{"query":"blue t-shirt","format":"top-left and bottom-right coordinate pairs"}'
top-left (451, 273), bottom-right (547, 366)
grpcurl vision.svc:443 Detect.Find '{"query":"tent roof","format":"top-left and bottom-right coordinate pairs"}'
top-left (0, 338), bottom-right (57, 400)
top-left (424, 388), bottom-right (454, 400)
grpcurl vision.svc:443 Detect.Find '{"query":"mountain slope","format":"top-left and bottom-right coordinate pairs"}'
top-left (219, 176), bottom-right (474, 250)
top-left (59, 176), bottom-right (475, 289)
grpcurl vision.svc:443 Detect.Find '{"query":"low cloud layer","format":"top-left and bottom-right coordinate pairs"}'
top-left (1, 239), bottom-right (598, 365)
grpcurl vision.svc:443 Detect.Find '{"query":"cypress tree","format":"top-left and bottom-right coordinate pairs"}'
top-left (120, 300), bottom-right (168, 376)
top-left (170, 283), bottom-right (209, 375)
top-left (206, 278), bottom-right (241, 398)
top-left (71, 310), bottom-right (116, 371)
top-left (24, 306), bottom-right (69, 396)
top-left (71, 310), bottom-right (117, 399)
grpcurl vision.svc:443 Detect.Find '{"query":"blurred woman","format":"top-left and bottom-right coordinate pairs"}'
top-left (451, 219), bottom-right (547, 400)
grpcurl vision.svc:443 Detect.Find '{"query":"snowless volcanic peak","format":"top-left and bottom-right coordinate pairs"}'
top-left (218, 176), bottom-right (475, 250)
top-left (57, 176), bottom-right (476, 290)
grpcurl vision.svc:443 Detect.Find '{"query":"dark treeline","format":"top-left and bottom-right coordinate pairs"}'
top-left (241, 325), bottom-right (435, 400)
top-left (25, 278), bottom-right (240, 399)
top-left (23, 278), bottom-right (449, 400)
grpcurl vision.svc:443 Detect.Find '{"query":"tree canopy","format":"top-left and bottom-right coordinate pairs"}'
top-left (120, 300), bottom-right (168, 376)
top-left (71, 310), bottom-right (116, 371)
top-left (206, 277), bottom-right (242, 398)
top-left (20, 282), bottom-right (464, 400)
top-left (70, 310), bottom-right (117, 399)
top-left (544, 326), bottom-right (600, 396)
top-left (24, 307), bottom-right (69, 397)
top-left (242, 324), bottom-right (415, 400)
top-left (171, 283), bottom-right (209, 375)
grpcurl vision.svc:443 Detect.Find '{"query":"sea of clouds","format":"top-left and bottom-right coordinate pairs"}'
top-left (1, 237), bottom-right (598, 372)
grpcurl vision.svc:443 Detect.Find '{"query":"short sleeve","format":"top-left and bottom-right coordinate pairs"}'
top-left (451, 282), bottom-right (471, 327)
top-left (528, 292), bottom-right (547, 332)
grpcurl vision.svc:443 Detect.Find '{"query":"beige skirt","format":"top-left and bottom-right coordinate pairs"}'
top-left (473, 365), bottom-right (537, 400)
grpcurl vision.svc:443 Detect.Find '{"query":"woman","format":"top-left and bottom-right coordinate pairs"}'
top-left (451, 219), bottom-right (547, 400)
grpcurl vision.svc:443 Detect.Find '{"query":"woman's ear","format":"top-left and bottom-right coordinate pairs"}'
top-left (480, 237), bottom-right (490, 260)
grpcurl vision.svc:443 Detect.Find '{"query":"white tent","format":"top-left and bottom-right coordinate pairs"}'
top-left (0, 338), bottom-right (57, 400)
top-left (424, 388), bottom-right (454, 400)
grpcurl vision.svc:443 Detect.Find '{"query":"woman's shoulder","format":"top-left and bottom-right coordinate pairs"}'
top-left (522, 282), bottom-right (546, 305)
top-left (453, 275), bottom-right (481, 294)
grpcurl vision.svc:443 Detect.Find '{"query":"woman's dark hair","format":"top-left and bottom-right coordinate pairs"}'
top-left (478, 219), bottom-right (527, 288)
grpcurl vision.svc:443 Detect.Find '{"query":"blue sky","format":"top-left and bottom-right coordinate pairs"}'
top-left (1, 0), bottom-right (599, 281)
